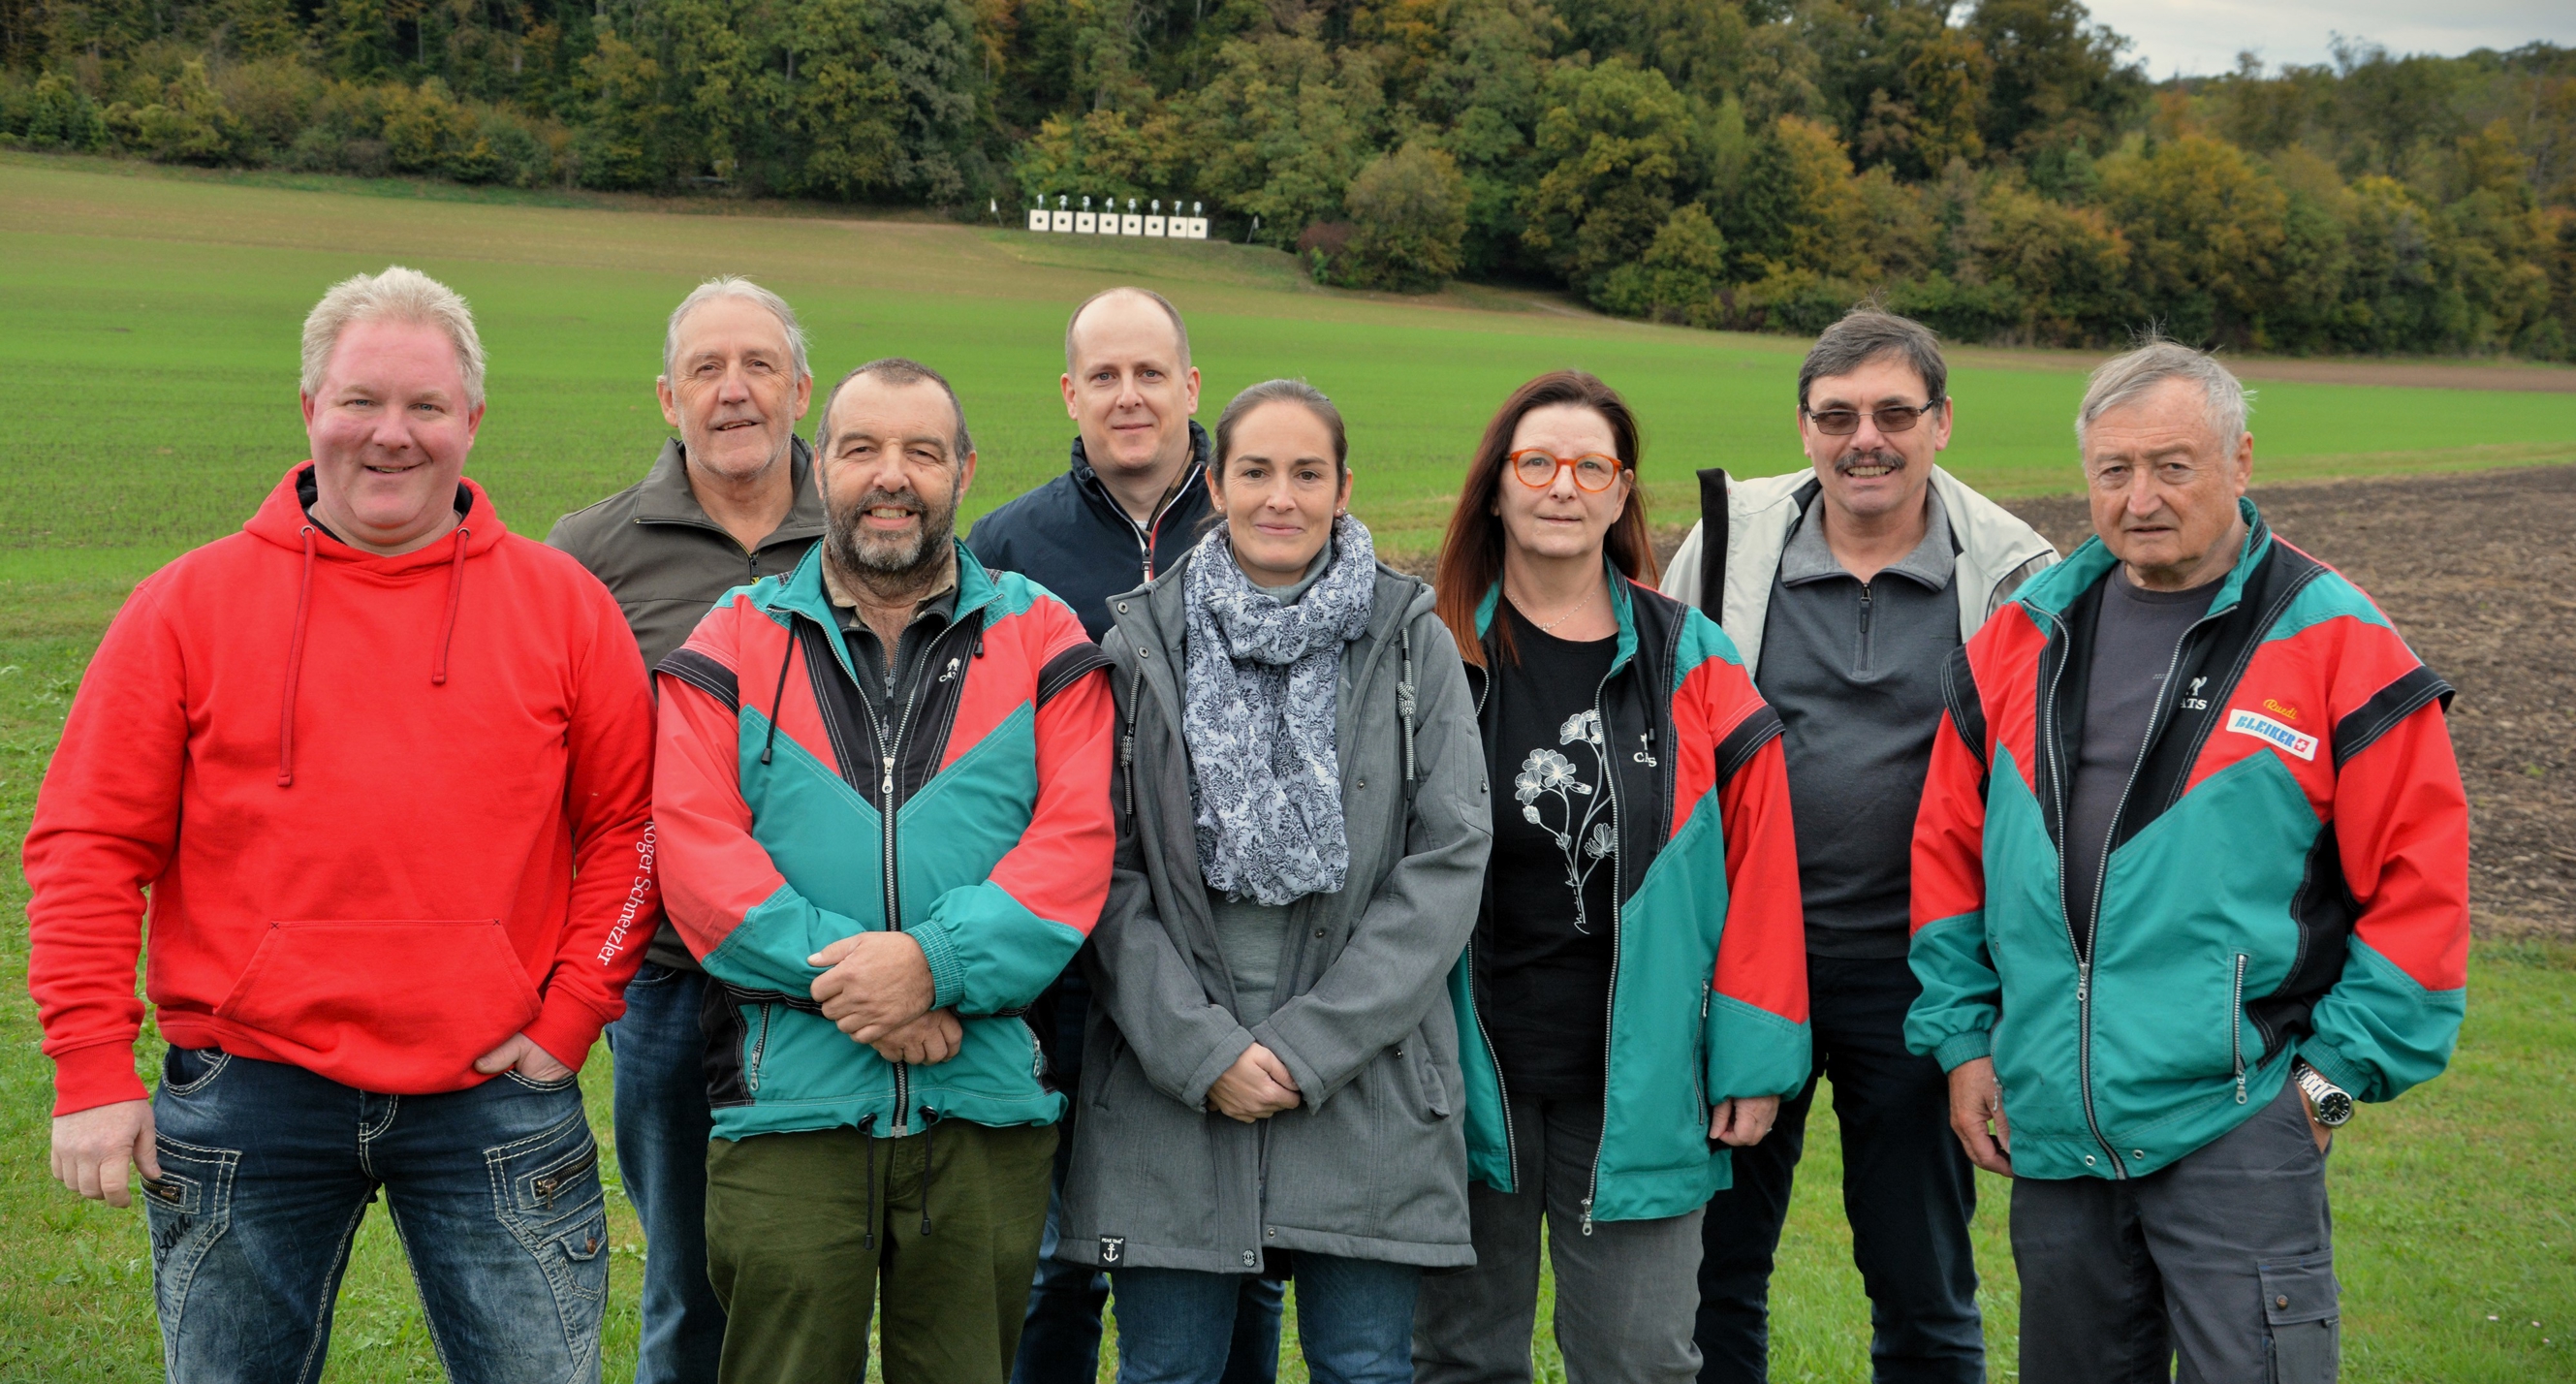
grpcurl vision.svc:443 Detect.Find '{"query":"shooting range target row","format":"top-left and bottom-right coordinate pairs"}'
top-left (1026, 203), bottom-right (1210, 239)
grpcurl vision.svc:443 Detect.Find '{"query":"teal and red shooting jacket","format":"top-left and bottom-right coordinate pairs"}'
top-left (1906, 500), bottom-right (2469, 1180)
top-left (653, 543), bottom-right (1116, 1140)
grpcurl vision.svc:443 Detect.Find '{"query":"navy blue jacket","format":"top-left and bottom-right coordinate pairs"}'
top-left (970, 423), bottom-right (1214, 641)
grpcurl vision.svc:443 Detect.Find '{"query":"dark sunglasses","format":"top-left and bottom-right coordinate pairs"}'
top-left (1803, 399), bottom-right (1945, 436)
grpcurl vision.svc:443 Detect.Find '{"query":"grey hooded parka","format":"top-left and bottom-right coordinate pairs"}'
top-left (1057, 550), bottom-right (1493, 1274)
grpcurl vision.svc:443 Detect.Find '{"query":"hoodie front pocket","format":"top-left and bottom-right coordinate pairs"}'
top-left (216, 920), bottom-right (541, 1071)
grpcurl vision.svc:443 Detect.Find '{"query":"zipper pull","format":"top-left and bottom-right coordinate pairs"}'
top-left (2236, 1069), bottom-right (2248, 1105)
top-left (881, 755), bottom-right (895, 796)
top-left (2076, 960), bottom-right (2090, 1005)
top-left (938, 657), bottom-right (959, 683)
top-left (1579, 1198), bottom-right (1595, 1237)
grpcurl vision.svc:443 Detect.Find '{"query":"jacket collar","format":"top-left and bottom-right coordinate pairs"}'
top-left (2021, 496), bottom-right (2271, 622)
top-left (762, 536), bottom-right (993, 620)
top-left (1071, 421), bottom-right (1211, 512)
top-left (633, 436), bottom-right (827, 542)
top-left (1776, 485), bottom-right (1957, 591)
top-left (1472, 551), bottom-right (1642, 674)
top-left (246, 462), bottom-right (508, 570)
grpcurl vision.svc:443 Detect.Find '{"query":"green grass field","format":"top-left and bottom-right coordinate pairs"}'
top-left (1, 154), bottom-right (2571, 1381)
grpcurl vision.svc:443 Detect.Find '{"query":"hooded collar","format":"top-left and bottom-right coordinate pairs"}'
top-left (633, 436), bottom-right (828, 543)
top-left (246, 462), bottom-right (510, 570)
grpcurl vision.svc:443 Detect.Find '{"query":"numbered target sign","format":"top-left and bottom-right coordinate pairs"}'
top-left (1144, 216), bottom-right (1165, 236)
top-left (1027, 209), bottom-right (1050, 232)
top-left (1075, 212), bottom-right (1097, 233)
top-left (1121, 213), bottom-right (1143, 235)
top-left (1052, 210), bottom-right (1074, 232)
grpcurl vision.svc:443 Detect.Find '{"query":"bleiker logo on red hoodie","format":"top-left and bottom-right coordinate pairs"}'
top-left (23, 464), bottom-right (660, 1115)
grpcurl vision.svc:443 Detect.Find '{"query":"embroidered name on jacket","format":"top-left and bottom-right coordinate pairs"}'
top-left (2226, 708), bottom-right (2316, 761)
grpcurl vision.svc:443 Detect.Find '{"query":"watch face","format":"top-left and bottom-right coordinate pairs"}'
top-left (2315, 1089), bottom-right (2353, 1125)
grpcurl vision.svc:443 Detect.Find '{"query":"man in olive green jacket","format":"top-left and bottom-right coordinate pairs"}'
top-left (546, 275), bottom-right (824, 1384)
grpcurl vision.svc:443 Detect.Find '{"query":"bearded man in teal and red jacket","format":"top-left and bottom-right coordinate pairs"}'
top-left (1905, 341), bottom-right (2468, 1384)
top-left (653, 357), bottom-right (1116, 1384)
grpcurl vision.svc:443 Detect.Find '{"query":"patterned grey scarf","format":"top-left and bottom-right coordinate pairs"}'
top-left (1181, 515), bottom-right (1377, 905)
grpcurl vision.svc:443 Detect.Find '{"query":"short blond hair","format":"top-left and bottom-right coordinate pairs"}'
top-left (300, 266), bottom-right (487, 406)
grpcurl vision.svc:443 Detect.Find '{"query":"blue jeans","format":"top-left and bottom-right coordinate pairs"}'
top-left (606, 961), bottom-right (727, 1384)
top-left (1114, 1256), bottom-right (1417, 1384)
top-left (143, 1046), bottom-right (609, 1384)
top-left (1013, 974), bottom-right (1283, 1384)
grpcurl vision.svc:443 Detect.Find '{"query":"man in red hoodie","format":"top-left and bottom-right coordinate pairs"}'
top-left (25, 266), bottom-right (659, 1383)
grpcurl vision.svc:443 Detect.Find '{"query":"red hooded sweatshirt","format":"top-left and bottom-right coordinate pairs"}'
top-left (24, 464), bottom-right (660, 1116)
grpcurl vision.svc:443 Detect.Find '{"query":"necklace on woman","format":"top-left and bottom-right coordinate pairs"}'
top-left (1507, 582), bottom-right (1598, 635)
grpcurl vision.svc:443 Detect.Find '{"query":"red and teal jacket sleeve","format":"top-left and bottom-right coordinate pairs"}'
top-left (1677, 633), bottom-right (1809, 1103)
top-left (653, 603), bottom-right (873, 994)
top-left (2298, 641), bottom-right (2468, 1104)
top-left (907, 602), bottom-right (1116, 1016)
top-left (1707, 730), bottom-right (1809, 1100)
top-left (1906, 645), bottom-right (2003, 1072)
top-left (523, 576), bottom-right (660, 1071)
top-left (22, 577), bottom-right (185, 1115)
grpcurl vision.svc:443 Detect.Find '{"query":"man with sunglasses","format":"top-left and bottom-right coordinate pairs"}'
top-left (1662, 309), bottom-right (2055, 1384)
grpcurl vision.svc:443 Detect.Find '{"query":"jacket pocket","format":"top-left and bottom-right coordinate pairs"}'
top-left (216, 920), bottom-right (541, 1073)
top-left (2260, 1252), bottom-right (2340, 1384)
top-left (1399, 1033), bottom-right (1452, 1119)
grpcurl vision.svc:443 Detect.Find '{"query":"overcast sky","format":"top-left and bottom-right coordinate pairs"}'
top-left (2080, 0), bottom-right (2575, 79)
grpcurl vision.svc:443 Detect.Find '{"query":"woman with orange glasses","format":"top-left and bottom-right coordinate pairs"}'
top-left (1412, 371), bottom-right (1811, 1382)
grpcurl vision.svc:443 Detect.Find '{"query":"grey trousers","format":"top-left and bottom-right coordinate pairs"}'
top-left (2010, 1080), bottom-right (2339, 1384)
top-left (1413, 1094), bottom-right (1705, 1384)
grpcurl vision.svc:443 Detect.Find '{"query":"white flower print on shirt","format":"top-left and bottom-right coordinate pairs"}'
top-left (1513, 708), bottom-right (1618, 932)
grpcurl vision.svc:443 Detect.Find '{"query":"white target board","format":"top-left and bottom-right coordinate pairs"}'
top-left (1145, 216), bottom-right (1166, 236)
top-left (1076, 212), bottom-right (1097, 233)
top-left (1121, 214), bottom-right (1143, 235)
top-left (1095, 215), bottom-right (1118, 237)
top-left (1052, 210), bottom-right (1074, 232)
top-left (1027, 209), bottom-right (1049, 232)
top-left (1186, 218), bottom-right (1209, 239)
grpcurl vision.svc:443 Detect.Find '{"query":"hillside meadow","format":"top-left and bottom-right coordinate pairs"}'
top-left (0, 158), bottom-right (2571, 1381)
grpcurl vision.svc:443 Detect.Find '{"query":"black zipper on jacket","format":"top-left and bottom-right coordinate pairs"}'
top-left (2035, 583), bottom-right (2234, 1179)
top-left (1084, 459), bottom-right (1205, 585)
top-left (854, 613), bottom-right (975, 1138)
top-left (1579, 610), bottom-right (1684, 1235)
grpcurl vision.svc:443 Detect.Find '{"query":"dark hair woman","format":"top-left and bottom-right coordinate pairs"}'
top-left (1413, 370), bottom-right (1811, 1382)
top-left (1061, 380), bottom-right (1492, 1383)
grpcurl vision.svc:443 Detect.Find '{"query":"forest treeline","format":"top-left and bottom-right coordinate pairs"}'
top-left (5, 0), bottom-right (2575, 357)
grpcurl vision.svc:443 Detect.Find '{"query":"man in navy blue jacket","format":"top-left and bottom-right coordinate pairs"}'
top-left (970, 286), bottom-right (1281, 1384)
top-left (971, 286), bottom-right (1212, 640)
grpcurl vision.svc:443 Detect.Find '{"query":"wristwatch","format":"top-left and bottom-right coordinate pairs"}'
top-left (2293, 1060), bottom-right (2352, 1127)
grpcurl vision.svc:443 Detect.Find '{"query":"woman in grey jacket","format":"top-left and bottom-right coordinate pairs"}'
top-left (1060, 380), bottom-right (1493, 1383)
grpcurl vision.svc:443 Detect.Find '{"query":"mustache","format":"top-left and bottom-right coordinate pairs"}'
top-left (1834, 449), bottom-right (1907, 474)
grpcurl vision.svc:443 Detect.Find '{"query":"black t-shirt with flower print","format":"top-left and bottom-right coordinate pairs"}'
top-left (1484, 601), bottom-right (1621, 1099)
